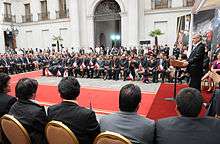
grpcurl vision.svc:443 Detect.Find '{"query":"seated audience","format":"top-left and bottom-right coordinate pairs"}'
top-left (155, 88), bottom-right (220, 144)
top-left (99, 84), bottom-right (155, 144)
top-left (47, 77), bottom-right (100, 144)
top-left (0, 73), bottom-right (17, 117)
top-left (9, 78), bottom-right (47, 144)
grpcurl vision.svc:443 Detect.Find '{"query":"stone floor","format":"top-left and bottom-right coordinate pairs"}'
top-left (36, 76), bottom-right (161, 93)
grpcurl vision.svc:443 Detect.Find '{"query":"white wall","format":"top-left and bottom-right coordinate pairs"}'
top-left (0, 0), bottom-right (194, 53)
top-left (0, 1), bottom-right (5, 53)
top-left (17, 20), bottom-right (71, 50)
top-left (144, 8), bottom-right (191, 47)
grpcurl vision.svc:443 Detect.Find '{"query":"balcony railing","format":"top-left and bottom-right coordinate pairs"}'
top-left (56, 9), bottom-right (69, 19)
top-left (22, 14), bottom-right (33, 23)
top-left (151, 0), bottom-right (172, 10)
top-left (183, 0), bottom-right (195, 7)
top-left (38, 12), bottom-right (50, 21)
top-left (3, 14), bottom-right (16, 23)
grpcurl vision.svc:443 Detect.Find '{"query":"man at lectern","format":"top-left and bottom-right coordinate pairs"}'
top-left (183, 34), bottom-right (205, 91)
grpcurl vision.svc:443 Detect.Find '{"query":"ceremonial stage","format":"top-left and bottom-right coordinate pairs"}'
top-left (8, 71), bottom-right (211, 120)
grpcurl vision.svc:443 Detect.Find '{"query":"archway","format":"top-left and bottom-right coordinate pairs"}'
top-left (94, 0), bottom-right (121, 49)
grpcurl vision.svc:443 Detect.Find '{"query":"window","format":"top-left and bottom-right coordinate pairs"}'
top-left (39, 0), bottom-right (49, 20)
top-left (4, 3), bottom-right (11, 15)
top-left (22, 3), bottom-right (32, 22)
top-left (41, 0), bottom-right (48, 13)
top-left (152, 0), bottom-right (171, 9)
top-left (24, 3), bottom-right (31, 16)
top-left (56, 0), bottom-right (69, 19)
top-left (183, 0), bottom-right (195, 7)
top-left (3, 3), bottom-right (14, 22)
top-left (59, 0), bottom-right (67, 11)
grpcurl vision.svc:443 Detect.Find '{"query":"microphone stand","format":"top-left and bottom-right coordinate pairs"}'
top-left (164, 67), bottom-right (178, 101)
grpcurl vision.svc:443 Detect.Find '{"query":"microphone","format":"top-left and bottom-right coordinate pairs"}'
top-left (89, 94), bottom-right (93, 110)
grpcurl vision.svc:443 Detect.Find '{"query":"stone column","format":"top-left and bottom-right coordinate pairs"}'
top-left (120, 12), bottom-right (128, 47)
top-left (127, 0), bottom-right (139, 47)
top-left (69, 0), bottom-right (81, 49)
top-left (87, 15), bottom-right (94, 48)
top-left (138, 0), bottom-right (145, 42)
top-left (0, 2), bottom-right (5, 53)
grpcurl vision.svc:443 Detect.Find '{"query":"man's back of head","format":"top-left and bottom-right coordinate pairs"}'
top-left (119, 84), bottom-right (141, 112)
top-left (176, 88), bottom-right (203, 117)
top-left (58, 77), bottom-right (80, 100)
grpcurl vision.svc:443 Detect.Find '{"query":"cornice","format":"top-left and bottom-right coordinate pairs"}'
top-left (144, 7), bottom-right (192, 15)
top-left (19, 18), bottom-right (71, 26)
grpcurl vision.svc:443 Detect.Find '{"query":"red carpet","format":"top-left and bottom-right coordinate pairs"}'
top-left (9, 71), bottom-right (155, 116)
top-left (9, 71), bottom-right (212, 119)
top-left (10, 71), bottom-right (42, 83)
top-left (147, 83), bottom-right (212, 120)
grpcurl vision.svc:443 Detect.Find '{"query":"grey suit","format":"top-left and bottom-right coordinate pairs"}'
top-left (156, 116), bottom-right (220, 144)
top-left (99, 111), bottom-right (155, 144)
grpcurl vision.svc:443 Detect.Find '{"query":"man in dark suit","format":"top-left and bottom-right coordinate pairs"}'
top-left (183, 34), bottom-right (205, 91)
top-left (99, 84), bottom-right (155, 144)
top-left (9, 78), bottom-right (47, 144)
top-left (155, 88), bottom-right (220, 144)
top-left (48, 77), bottom-right (100, 144)
top-left (0, 73), bottom-right (17, 117)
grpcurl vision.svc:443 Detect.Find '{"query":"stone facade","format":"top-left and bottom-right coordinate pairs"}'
top-left (0, 0), bottom-right (193, 53)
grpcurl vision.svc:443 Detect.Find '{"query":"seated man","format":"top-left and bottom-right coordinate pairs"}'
top-left (99, 84), bottom-right (155, 144)
top-left (155, 88), bottom-right (220, 144)
top-left (48, 77), bottom-right (100, 144)
top-left (9, 78), bottom-right (47, 144)
top-left (0, 73), bottom-right (17, 117)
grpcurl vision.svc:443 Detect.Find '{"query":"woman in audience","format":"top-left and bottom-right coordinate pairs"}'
top-left (0, 73), bottom-right (17, 117)
top-left (0, 73), bottom-right (17, 143)
top-left (206, 71), bottom-right (220, 118)
top-left (202, 52), bottom-right (220, 92)
top-left (9, 78), bottom-right (47, 144)
top-left (47, 77), bottom-right (100, 144)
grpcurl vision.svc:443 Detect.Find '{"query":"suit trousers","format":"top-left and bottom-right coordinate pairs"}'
top-left (189, 73), bottom-right (202, 91)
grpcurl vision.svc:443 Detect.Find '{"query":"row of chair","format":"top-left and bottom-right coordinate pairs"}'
top-left (0, 114), bottom-right (132, 144)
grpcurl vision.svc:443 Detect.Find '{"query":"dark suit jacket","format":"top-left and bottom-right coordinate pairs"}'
top-left (156, 116), bottom-right (220, 144)
top-left (187, 43), bottom-right (205, 75)
top-left (9, 100), bottom-right (48, 144)
top-left (0, 93), bottom-right (16, 117)
top-left (0, 93), bottom-right (16, 144)
top-left (47, 101), bottom-right (100, 144)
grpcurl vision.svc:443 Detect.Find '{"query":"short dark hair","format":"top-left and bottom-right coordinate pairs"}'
top-left (119, 84), bottom-right (141, 112)
top-left (176, 88), bottom-right (203, 117)
top-left (0, 73), bottom-right (11, 93)
top-left (58, 77), bottom-right (80, 100)
top-left (15, 78), bottom-right (38, 100)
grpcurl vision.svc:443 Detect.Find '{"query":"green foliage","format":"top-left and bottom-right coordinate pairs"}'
top-left (52, 35), bottom-right (63, 41)
top-left (149, 29), bottom-right (164, 37)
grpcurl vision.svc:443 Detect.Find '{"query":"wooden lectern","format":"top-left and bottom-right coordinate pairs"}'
top-left (165, 59), bottom-right (186, 101)
top-left (170, 59), bottom-right (186, 68)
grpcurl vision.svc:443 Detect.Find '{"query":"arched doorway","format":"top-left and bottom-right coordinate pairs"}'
top-left (94, 0), bottom-right (121, 49)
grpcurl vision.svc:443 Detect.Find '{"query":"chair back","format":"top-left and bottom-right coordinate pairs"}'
top-left (45, 120), bottom-right (79, 144)
top-left (93, 131), bottom-right (132, 144)
top-left (0, 114), bottom-right (31, 144)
